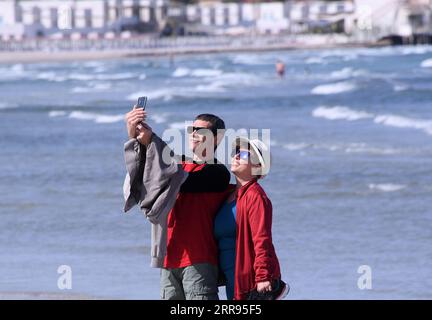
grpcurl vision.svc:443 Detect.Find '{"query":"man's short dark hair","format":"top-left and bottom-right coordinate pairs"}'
top-left (195, 114), bottom-right (225, 134)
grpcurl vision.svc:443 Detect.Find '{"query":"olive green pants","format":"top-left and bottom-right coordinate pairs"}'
top-left (160, 263), bottom-right (219, 300)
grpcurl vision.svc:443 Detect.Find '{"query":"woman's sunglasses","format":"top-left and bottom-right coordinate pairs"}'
top-left (232, 150), bottom-right (251, 160)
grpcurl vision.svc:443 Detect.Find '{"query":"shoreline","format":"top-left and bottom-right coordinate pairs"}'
top-left (0, 37), bottom-right (386, 64)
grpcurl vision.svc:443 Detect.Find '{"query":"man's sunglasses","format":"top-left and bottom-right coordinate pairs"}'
top-left (187, 126), bottom-right (217, 135)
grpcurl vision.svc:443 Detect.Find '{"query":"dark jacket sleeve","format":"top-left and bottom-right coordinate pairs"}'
top-left (180, 163), bottom-right (230, 193)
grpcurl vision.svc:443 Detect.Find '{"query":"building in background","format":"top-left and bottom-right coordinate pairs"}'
top-left (0, 0), bottom-right (169, 40)
top-left (0, 0), bottom-right (431, 41)
top-left (349, 0), bottom-right (432, 40)
top-left (182, 0), bottom-right (355, 36)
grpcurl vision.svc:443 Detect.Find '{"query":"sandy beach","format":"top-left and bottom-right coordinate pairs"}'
top-left (0, 34), bottom-right (382, 64)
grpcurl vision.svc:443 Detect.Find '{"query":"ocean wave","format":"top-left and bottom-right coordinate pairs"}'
top-left (344, 143), bottom-right (401, 155)
top-left (93, 72), bottom-right (136, 81)
top-left (319, 46), bottom-right (432, 60)
top-left (36, 72), bottom-right (67, 82)
top-left (281, 141), bottom-right (402, 155)
top-left (329, 68), bottom-right (368, 80)
top-left (71, 82), bottom-right (112, 93)
top-left (172, 67), bottom-right (190, 77)
top-left (306, 57), bottom-right (326, 64)
top-left (0, 102), bottom-right (18, 110)
top-left (191, 69), bottom-right (223, 77)
top-left (374, 114), bottom-right (432, 135)
top-left (172, 67), bottom-right (222, 78)
top-left (311, 81), bottom-right (357, 95)
top-left (68, 73), bottom-right (94, 81)
top-left (0, 64), bottom-right (27, 81)
top-left (312, 106), bottom-right (374, 121)
top-left (393, 83), bottom-right (409, 92)
top-left (195, 82), bottom-right (226, 93)
top-left (48, 110), bottom-right (67, 117)
top-left (400, 46), bottom-right (432, 55)
top-left (82, 61), bottom-right (106, 68)
top-left (68, 72), bottom-right (136, 81)
top-left (420, 58), bottom-right (432, 68)
top-left (231, 55), bottom-right (268, 65)
top-left (312, 106), bottom-right (432, 136)
top-left (216, 72), bottom-right (261, 86)
top-left (368, 184), bottom-right (406, 192)
top-left (127, 89), bottom-right (175, 101)
top-left (68, 111), bottom-right (124, 124)
top-left (283, 143), bottom-right (311, 151)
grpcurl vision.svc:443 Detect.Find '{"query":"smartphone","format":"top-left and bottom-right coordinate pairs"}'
top-left (137, 96), bottom-right (147, 110)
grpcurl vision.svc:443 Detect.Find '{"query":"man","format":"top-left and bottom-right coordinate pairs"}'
top-left (125, 107), bottom-right (230, 300)
top-left (275, 60), bottom-right (285, 78)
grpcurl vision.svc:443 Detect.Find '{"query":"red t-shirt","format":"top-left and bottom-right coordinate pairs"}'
top-left (163, 161), bottom-right (231, 269)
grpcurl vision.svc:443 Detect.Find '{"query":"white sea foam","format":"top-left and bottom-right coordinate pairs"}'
top-left (344, 143), bottom-right (401, 155)
top-left (312, 106), bottom-right (374, 121)
top-left (374, 114), bottom-right (432, 135)
top-left (172, 67), bottom-right (190, 77)
top-left (71, 82), bottom-right (112, 93)
top-left (68, 72), bottom-right (135, 81)
top-left (127, 89), bottom-right (175, 101)
top-left (214, 72), bottom-right (260, 86)
top-left (311, 81), bottom-right (357, 95)
top-left (231, 55), bottom-right (266, 65)
top-left (368, 184), bottom-right (406, 192)
top-left (83, 61), bottom-right (105, 68)
top-left (190, 69), bottom-right (223, 77)
top-left (93, 72), bottom-right (136, 81)
top-left (36, 72), bottom-right (67, 82)
top-left (10, 64), bottom-right (24, 73)
top-left (283, 143), bottom-right (311, 151)
top-left (329, 68), bottom-right (367, 80)
top-left (420, 58), bottom-right (432, 68)
top-left (400, 46), bottom-right (432, 55)
top-left (306, 57), bottom-right (325, 64)
top-left (393, 84), bottom-right (409, 92)
top-left (313, 105), bottom-right (432, 136)
top-left (68, 111), bottom-right (124, 124)
top-left (195, 82), bottom-right (226, 93)
top-left (68, 73), bottom-right (94, 81)
top-left (0, 102), bottom-right (18, 109)
top-left (48, 110), bottom-right (67, 117)
top-left (172, 67), bottom-right (222, 78)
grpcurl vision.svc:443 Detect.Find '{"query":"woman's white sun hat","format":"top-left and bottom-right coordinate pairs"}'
top-left (233, 137), bottom-right (271, 178)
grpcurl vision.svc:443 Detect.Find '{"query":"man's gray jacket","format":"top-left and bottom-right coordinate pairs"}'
top-left (123, 134), bottom-right (188, 268)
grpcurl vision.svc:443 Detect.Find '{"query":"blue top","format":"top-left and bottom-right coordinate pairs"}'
top-left (214, 200), bottom-right (237, 300)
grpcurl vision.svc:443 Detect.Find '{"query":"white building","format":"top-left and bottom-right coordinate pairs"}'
top-left (0, 0), bottom-right (169, 40)
top-left (2, 0), bottom-right (427, 40)
top-left (184, 1), bottom-right (355, 35)
top-left (349, 0), bottom-right (432, 38)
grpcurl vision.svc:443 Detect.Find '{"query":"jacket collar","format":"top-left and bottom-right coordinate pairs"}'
top-left (237, 179), bottom-right (258, 200)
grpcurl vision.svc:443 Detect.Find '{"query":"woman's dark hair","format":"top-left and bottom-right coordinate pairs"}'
top-left (195, 114), bottom-right (225, 135)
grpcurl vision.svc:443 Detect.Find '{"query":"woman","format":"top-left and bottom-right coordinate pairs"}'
top-left (214, 137), bottom-right (288, 300)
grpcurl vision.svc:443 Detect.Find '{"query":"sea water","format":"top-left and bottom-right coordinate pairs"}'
top-left (1, 45), bottom-right (432, 299)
